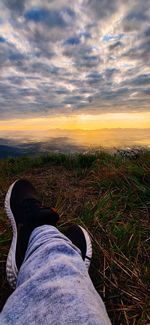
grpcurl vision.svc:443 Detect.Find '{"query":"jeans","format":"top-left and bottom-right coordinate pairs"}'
top-left (1, 225), bottom-right (111, 324)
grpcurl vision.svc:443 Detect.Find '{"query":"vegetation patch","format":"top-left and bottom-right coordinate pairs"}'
top-left (0, 151), bottom-right (150, 324)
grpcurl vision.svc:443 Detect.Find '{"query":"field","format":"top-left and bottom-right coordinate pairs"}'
top-left (0, 151), bottom-right (150, 324)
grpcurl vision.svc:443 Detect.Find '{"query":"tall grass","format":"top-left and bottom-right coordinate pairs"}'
top-left (0, 150), bottom-right (150, 324)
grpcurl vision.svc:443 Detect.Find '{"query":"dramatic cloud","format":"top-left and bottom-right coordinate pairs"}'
top-left (0, 0), bottom-right (149, 119)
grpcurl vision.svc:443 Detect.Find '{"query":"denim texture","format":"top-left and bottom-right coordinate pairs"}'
top-left (1, 225), bottom-right (111, 325)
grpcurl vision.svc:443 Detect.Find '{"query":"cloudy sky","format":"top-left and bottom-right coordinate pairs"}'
top-left (0, 0), bottom-right (150, 133)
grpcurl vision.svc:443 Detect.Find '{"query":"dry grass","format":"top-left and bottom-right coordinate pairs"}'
top-left (0, 152), bottom-right (150, 324)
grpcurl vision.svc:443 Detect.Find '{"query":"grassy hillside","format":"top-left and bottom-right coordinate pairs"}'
top-left (0, 152), bottom-right (150, 324)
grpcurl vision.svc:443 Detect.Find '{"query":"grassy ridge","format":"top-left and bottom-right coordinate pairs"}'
top-left (0, 151), bottom-right (150, 324)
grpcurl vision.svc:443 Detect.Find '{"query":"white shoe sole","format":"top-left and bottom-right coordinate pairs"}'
top-left (4, 182), bottom-right (92, 287)
top-left (5, 180), bottom-right (19, 289)
top-left (79, 226), bottom-right (92, 269)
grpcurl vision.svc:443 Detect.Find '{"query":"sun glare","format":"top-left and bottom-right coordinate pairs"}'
top-left (0, 112), bottom-right (150, 132)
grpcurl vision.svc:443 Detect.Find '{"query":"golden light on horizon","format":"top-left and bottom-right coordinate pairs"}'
top-left (0, 112), bottom-right (150, 132)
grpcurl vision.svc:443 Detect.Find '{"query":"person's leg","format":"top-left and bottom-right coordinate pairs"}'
top-left (0, 179), bottom-right (111, 324)
top-left (1, 225), bottom-right (111, 325)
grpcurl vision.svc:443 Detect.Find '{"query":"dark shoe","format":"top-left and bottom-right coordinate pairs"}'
top-left (5, 179), bottom-right (59, 288)
top-left (64, 225), bottom-right (92, 270)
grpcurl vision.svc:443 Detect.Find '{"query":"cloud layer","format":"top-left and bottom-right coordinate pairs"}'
top-left (0, 0), bottom-right (150, 119)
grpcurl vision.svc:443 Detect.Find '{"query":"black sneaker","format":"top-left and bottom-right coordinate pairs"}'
top-left (5, 179), bottom-right (59, 289)
top-left (64, 225), bottom-right (92, 270)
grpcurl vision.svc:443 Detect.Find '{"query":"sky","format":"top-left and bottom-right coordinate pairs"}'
top-left (0, 0), bottom-right (150, 137)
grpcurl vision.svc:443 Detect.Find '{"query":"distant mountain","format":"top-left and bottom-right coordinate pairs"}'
top-left (0, 145), bottom-right (23, 158)
top-left (0, 142), bottom-right (46, 158)
top-left (0, 138), bottom-right (86, 159)
top-left (0, 128), bottom-right (150, 158)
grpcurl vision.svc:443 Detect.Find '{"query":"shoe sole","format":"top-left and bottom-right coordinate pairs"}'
top-left (5, 182), bottom-right (92, 287)
top-left (78, 226), bottom-right (92, 269)
top-left (5, 180), bottom-right (18, 289)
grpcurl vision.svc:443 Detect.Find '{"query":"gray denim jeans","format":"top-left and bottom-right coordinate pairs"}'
top-left (1, 225), bottom-right (111, 324)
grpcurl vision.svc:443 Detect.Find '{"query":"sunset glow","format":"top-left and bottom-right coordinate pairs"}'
top-left (0, 0), bottom-right (149, 151)
top-left (0, 112), bottom-right (150, 132)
